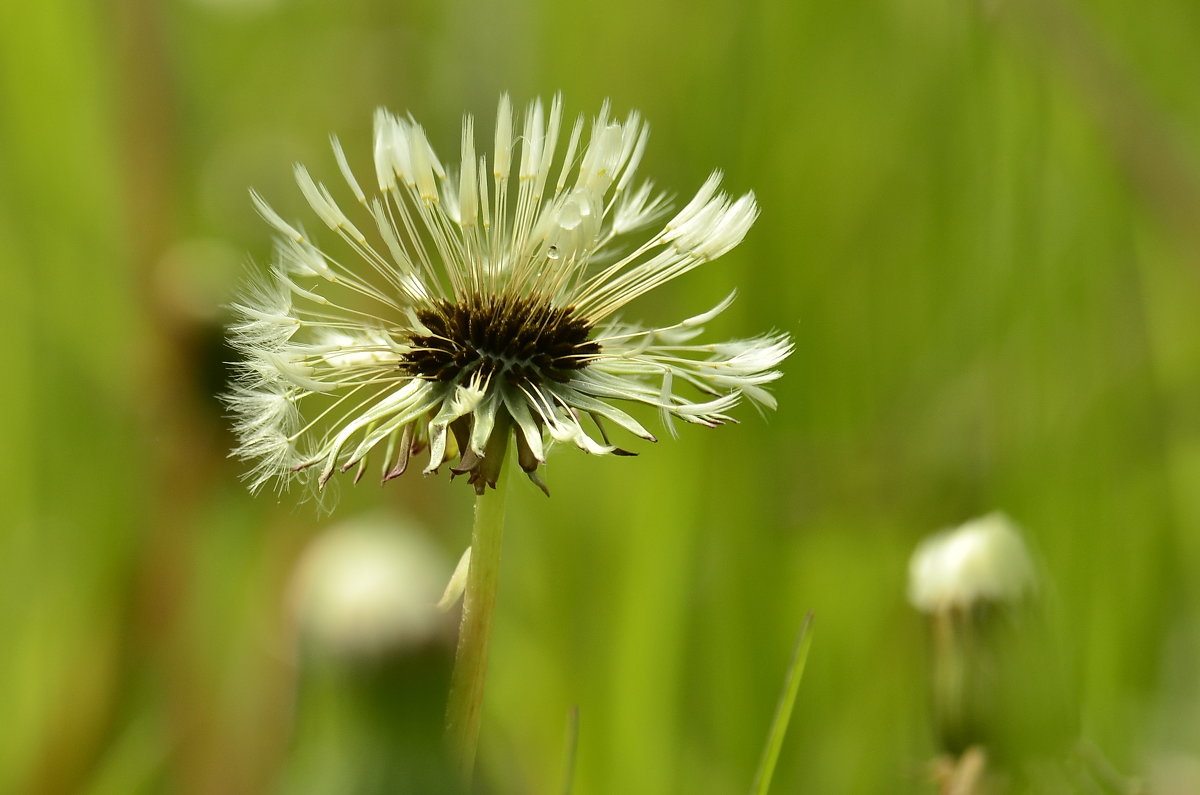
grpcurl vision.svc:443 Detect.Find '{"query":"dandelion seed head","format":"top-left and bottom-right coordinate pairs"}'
top-left (226, 95), bottom-right (793, 501)
top-left (908, 513), bottom-right (1037, 613)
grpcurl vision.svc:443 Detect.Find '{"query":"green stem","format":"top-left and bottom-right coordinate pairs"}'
top-left (750, 612), bottom-right (814, 795)
top-left (445, 456), bottom-right (510, 780)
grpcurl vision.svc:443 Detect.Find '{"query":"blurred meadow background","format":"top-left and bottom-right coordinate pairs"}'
top-left (4, 0), bottom-right (1200, 792)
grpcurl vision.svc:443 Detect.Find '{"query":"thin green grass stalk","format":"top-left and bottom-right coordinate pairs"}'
top-left (560, 706), bottom-right (580, 795)
top-left (445, 461), bottom-right (511, 780)
top-left (750, 612), bottom-right (814, 795)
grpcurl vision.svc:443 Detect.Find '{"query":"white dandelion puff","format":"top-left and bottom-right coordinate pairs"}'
top-left (908, 513), bottom-right (1037, 613)
top-left (226, 95), bottom-right (793, 499)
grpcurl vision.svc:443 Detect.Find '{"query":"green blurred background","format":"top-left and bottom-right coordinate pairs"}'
top-left (3, 0), bottom-right (1200, 792)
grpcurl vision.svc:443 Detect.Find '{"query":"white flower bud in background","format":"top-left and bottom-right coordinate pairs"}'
top-left (907, 512), bottom-right (1036, 614)
top-left (908, 512), bottom-right (1081, 781)
top-left (289, 514), bottom-right (450, 660)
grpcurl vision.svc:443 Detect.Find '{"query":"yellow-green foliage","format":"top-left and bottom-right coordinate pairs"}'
top-left (3, 0), bottom-right (1199, 792)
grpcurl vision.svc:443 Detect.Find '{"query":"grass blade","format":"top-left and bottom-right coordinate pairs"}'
top-left (750, 612), bottom-right (814, 795)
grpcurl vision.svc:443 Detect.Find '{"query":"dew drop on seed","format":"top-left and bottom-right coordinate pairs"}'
top-left (547, 246), bottom-right (560, 261)
top-left (558, 201), bottom-right (583, 230)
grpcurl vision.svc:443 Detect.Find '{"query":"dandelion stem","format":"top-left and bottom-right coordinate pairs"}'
top-left (445, 445), bottom-right (511, 780)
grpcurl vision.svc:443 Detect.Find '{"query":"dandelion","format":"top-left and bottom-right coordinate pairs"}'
top-left (908, 514), bottom-right (1077, 784)
top-left (226, 95), bottom-right (791, 499)
top-left (289, 513), bottom-right (449, 660)
top-left (225, 95), bottom-right (791, 780)
top-left (908, 512), bottom-right (1036, 614)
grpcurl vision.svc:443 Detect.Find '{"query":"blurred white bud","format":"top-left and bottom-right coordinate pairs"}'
top-left (290, 514), bottom-right (449, 660)
top-left (908, 512), bottom-right (1036, 613)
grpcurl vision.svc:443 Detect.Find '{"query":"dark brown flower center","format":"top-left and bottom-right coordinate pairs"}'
top-left (400, 294), bottom-right (600, 385)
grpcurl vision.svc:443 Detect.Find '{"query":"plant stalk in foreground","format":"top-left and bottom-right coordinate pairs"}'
top-left (445, 447), bottom-right (511, 778)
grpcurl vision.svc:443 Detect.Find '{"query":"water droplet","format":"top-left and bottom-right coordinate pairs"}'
top-left (558, 198), bottom-right (583, 230)
top-left (547, 246), bottom-right (560, 261)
